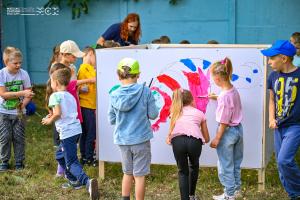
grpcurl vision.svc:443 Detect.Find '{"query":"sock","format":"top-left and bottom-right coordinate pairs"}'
top-left (122, 196), bottom-right (130, 200)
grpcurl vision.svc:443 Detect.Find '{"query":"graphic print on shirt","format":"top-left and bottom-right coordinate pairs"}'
top-left (274, 76), bottom-right (298, 119)
top-left (3, 80), bottom-right (23, 109)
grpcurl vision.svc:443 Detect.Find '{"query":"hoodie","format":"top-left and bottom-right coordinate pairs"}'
top-left (108, 83), bottom-right (159, 145)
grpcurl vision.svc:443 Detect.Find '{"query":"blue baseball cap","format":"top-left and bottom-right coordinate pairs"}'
top-left (261, 40), bottom-right (296, 57)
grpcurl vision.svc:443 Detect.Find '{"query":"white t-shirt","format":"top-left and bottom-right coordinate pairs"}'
top-left (48, 91), bottom-right (82, 140)
top-left (0, 68), bottom-right (31, 115)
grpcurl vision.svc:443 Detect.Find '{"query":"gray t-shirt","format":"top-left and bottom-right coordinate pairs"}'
top-left (0, 68), bottom-right (31, 115)
top-left (49, 91), bottom-right (82, 140)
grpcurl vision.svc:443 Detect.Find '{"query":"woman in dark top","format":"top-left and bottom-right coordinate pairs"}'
top-left (97, 13), bottom-right (142, 46)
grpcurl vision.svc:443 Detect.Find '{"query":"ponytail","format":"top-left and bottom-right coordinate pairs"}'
top-left (210, 57), bottom-right (233, 81)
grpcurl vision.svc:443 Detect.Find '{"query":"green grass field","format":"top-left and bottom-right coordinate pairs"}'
top-left (0, 85), bottom-right (296, 200)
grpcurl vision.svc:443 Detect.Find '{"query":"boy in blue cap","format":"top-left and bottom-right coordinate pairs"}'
top-left (261, 40), bottom-right (300, 200)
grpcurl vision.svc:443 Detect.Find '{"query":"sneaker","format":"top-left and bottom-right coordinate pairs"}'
top-left (56, 164), bottom-right (65, 177)
top-left (213, 193), bottom-right (235, 200)
top-left (189, 195), bottom-right (199, 200)
top-left (0, 162), bottom-right (9, 172)
top-left (87, 178), bottom-right (99, 200)
top-left (234, 190), bottom-right (242, 198)
top-left (291, 196), bottom-right (300, 200)
top-left (80, 158), bottom-right (87, 165)
top-left (15, 162), bottom-right (24, 171)
top-left (62, 181), bottom-right (82, 190)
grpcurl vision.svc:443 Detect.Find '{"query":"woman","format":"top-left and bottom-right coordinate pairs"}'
top-left (97, 13), bottom-right (141, 46)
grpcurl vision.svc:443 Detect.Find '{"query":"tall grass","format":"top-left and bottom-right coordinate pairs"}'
top-left (0, 85), bottom-right (296, 199)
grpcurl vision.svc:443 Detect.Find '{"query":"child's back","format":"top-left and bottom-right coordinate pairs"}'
top-left (109, 82), bottom-right (158, 145)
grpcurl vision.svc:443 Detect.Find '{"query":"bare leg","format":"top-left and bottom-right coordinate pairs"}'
top-left (134, 176), bottom-right (145, 200)
top-left (122, 174), bottom-right (133, 197)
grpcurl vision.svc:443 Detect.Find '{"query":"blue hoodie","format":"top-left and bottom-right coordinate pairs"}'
top-left (108, 83), bottom-right (159, 145)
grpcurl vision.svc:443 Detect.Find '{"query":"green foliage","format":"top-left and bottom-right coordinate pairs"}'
top-left (44, 0), bottom-right (179, 19)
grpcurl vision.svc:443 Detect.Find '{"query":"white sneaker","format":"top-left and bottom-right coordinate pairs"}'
top-left (234, 190), bottom-right (242, 198)
top-left (213, 193), bottom-right (235, 200)
top-left (88, 179), bottom-right (99, 200)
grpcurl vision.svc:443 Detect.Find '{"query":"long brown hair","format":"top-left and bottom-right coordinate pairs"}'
top-left (169, 89), bottom-right (194, 133)
top-left (120, 13), bottom-right (141, 43)
top-left (210, 57), bottom-right (233, 81)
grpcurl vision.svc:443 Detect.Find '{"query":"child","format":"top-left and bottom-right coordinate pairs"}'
top-left (48, 44), bottom-right (61, 72)
top-left (41, 68), bottom-right (99, 200)
top-left (261, 40), bottom-right (300, 200)
top-left (0, 47), bottom-right (34, 171)
top-left (166, 89), bottom-right (210, 200)
top-left (77, 47), bottom-right (97, 165)
top-left (60, 40), bottom-right (84, 80)
top-left (209, 58), bottom-right (243, 200)
top-left (108, 58), bottom-right (159, 200)
top-left (290, 32), bottom-right (300, 67)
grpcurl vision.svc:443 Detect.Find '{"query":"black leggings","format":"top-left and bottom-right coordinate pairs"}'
top-left (171, 135), bottom-right (203, 200)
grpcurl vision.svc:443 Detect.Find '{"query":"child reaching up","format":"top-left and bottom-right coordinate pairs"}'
top-left (166, 89), bottom-right (210, 200)
top-left (209, 58), bottom-right (243, 200)
top-left (42, 68), bottom-right (99, 200)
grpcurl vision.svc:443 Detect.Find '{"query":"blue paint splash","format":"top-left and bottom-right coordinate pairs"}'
top-left (203, 60), bottom-right (211, 70)
top-left (180, 58), bottom-right (196, 72)
top-left (231, 74), bottom-right (239, 81)
top-left (246, 77), bottom-right (252, 83)
top-left (253, 69), bottom-right (258, 73)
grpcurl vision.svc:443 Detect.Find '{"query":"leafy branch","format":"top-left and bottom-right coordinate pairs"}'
top-left (44, 0), bottom-right (179, 19)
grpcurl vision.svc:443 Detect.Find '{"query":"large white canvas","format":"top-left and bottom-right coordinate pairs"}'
top-left (96, 45), bottom-right (269, 169)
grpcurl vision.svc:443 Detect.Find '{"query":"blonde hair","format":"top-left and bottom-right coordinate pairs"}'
top-left (3, 46), bottom-right (22, 64)
top-left (210, 57), bottom-right (233, 81)
top-left (48, 44), bottom-right (60, 71)
top-left (117, 66), bottom-right (139, 80)
top-left (169, 89), bottom-right (194, 133)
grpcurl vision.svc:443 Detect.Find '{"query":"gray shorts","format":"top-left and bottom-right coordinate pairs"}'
top-left (119, 141), bottom-right (151, 176)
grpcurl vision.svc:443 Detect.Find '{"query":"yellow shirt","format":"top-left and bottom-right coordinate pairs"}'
top-left (77, 63), bottom-right (96, 109)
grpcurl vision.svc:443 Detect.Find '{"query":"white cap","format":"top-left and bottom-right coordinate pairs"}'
top-left (60, 40), bottom-right (84, 58)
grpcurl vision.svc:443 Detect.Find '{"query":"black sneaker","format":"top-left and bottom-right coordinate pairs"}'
top-left (62, 181), bottom-right (82, 190)
top-left (15, 162), bottom-right (25, 171)
top-left (0, 162), bottom-right (9, 172)
top-left (80, 158), bottom-right (87, 166)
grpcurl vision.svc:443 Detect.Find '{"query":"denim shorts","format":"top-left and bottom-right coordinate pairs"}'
top-left (119, 140), bottom-right (151, 176)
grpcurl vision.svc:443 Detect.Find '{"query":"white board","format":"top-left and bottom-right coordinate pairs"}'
top-left (96, 45), bottom-right (270, 169)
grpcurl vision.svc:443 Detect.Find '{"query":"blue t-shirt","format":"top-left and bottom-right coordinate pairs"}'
top-left (102, 23), bottom-right (138, 46)
top-left (267, 67), bottom-right (300, 127)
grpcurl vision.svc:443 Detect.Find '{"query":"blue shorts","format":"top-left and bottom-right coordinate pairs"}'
top-left (119, 141), bottom-right (151, 176)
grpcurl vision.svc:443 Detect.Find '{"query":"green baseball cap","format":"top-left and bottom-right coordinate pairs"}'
top-left (117, 58), bottom-right (140, 74)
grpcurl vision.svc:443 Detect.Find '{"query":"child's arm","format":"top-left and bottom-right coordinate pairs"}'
top-left (201, 120), bottom-right (210, 143)
top-left (76, 78), bottom-right (96, 86)
top-left (269, 89), bottom-right (277, 129)
top-left (20, 87), bottom-right (34, 109)
top-left (147, 90), bottom-right (159, 120)
top-left (208, 93), bottom-right (218, 100)
top-left (0, 86), bottom-right (34, 100)
top-left (108, 103), bottom-right (116, 125)
top-left (210, 123), bottom-right (227, 148)
top-left (41, 104), bottom-right (61, 125)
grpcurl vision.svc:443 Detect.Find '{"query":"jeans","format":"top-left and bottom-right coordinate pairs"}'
top-left (274, 125), bottom-right (300, 198)
top-left (171, 135), bottom-right (203, 200)
top-left (56, 134), bottom-right (89, 185)
top-left (216, 124), bottom-right (243, 196)
top-left (0, 113), bottom-right (25, 163)
top-left (79, 108), bottom-right (96, 161)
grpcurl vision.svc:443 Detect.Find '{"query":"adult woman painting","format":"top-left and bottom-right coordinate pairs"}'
top-left (97, 13), bottom-right (141, 46)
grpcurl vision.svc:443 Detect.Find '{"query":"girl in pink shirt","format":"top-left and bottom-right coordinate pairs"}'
top-left (209, 58), bottom-right (243, 200)
top-left (166, 89), bottom-right (210, 200)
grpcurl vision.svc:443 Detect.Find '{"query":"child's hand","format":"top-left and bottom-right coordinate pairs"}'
top-left (210, 137), bottom-right (220, 148)
top-left (89, 77), bottom-right (96, 83)
top-left (22, 89), bottom-right (35, 98)
top-left (269, 119), bottom-right (278, 129)
top-left (208, 93), bottom-right (218, 100)
top-left (41, 116), bottom-right (52, 125)
top-left (166, 135), bottom-right (171, 145)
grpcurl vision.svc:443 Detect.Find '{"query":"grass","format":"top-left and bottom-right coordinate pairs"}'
top-left (0, 85), bottom-right (297, 200)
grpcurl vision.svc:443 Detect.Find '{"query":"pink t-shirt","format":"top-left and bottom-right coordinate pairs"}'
top-left (67, 80), bottom-right (83, 123)
top-left (170, 106), bottom-right (206, 142)
top-left (216, 87), bottom-right (242, 126)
